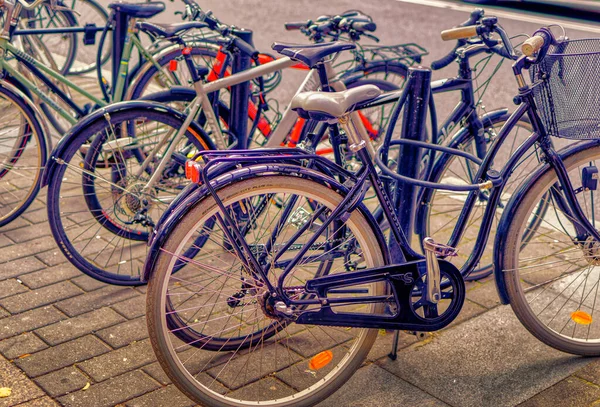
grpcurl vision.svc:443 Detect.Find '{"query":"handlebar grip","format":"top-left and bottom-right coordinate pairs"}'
top-left (441, 26), bottom-right (478, 41)
top-left (431, 49), bottom-right (458, 70)
top-left (284, 22), bottom-right (307, 31)
top-left (351, 21), bottom-right (376, 32)
top-left (232, 36), bottom-right (259, 59)
top-left (522, 35), bottom-right (545, 56)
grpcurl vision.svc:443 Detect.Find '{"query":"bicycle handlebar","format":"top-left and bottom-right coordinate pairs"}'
top-left (441, 26), bottom-right (478, 41)
top-left (17, 0), bottom-right (48, 10)
top-left (522, 35), bottom-right (546, 56)
top-left (284, 21), bottom-right (306, 31)
top-left (431, 8), bottom-right (483, 70)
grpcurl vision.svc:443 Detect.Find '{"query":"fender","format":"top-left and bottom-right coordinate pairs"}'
top-left (415, 108), bottom-right (511, 236)
top-left (41, 100), bottom-right (216, 187)
top-left (494, 139), bottom-right (600, 304)
top-left (142, 164), bottom-right (390, 282)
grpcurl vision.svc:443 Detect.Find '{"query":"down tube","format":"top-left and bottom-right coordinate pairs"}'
top-left (460, 102), bottom-right (538, 277)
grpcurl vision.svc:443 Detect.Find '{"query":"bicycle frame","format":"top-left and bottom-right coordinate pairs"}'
top-left (0, 3), bottom-right (181, 126)
top-left (186, 56), bottom-right (600, 330)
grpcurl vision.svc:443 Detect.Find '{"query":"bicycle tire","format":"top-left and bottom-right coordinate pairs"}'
top-left (46, 105), bottom-right (213, 285)
top-left (146, 175), bottom-right (385, 406)
top-left (0, 81), bottom-right (47, 227)
top-left (500, 143), bottom-right (600, 356)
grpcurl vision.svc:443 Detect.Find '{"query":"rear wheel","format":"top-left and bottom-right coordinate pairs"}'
top-left (147, 175), bottom-right (386, 406)
top-left (46, 107), bottom-right (213, 285)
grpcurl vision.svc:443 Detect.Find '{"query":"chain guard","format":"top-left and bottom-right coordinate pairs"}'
top-left (295, 259), bottom-right (465, 332)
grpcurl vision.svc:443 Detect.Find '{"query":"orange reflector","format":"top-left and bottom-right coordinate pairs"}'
top-left (185, 160), bottom-right (202, 184)
top-left (169, 59), bottom-right (178, 71)
top-left (309, 350), bottom-right (333, 370)
top-left (571, 310), bottom-right (593, 325)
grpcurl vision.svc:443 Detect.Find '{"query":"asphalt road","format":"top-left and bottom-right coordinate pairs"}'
top-left (123, 0), bottom-right (600, 121)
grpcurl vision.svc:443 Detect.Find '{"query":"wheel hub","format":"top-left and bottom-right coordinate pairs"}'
top-left (582, 237), bottom-right (600, 265)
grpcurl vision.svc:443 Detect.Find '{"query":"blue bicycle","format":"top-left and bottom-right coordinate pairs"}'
top-left (144, 20), bottom-right (600, 406)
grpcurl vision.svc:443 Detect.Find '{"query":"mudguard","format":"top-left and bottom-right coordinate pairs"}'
top-left (494, 139), bottom-right (600, 304)
top-left (142, 163), bottom-right (390, 282)
top-left (40, 100), bottom-right (215, 187)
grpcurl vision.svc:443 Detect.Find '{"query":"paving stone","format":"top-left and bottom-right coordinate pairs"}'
top-left (125, 385), bottom-right (195, 407)
top-left (34, 366), bottom-right (90, 398)
top-left (0, 355), bottom-right (45, 406)
top-left (18, 264), bottom-right (81, 290)
top-left (319, 364), bottom-right (449, 407)
top-left (35, 308), bottom-right (126, 345)
top-left (0, 217), bottom-right (31, 233)
top-left (379, 305), bottom-right (592, 407)
top-left (0, 281), bottom-right (82, 314)
top-left (0, 257), bottom-right (45, 280)
top-left (518, 377), bottom-right (600, 407)
top-left (575, 358), bottom-right (600, 385)
top-left (95, 317), bottom-right (148, 349)
top-left (55, 285), bottom-right (139, 317)
top-left (78, 339), bottom-right (156, 382)
top-left (5, 223), bottom-right (52, 243)
top-left (442, 299), bottom-right (486, 330)
top-left (0, 235), bottom-right (58, 263)
top-left (0, 307), bottom-right (65, 340)
top-left (57, 370), bottom-right (159, 407)
top-left (467, 280), bottom-right (502, 309)
top-left (15, 335), bottom-right (110, 377)
top-left (0, 332), bottom-right (48, 360)
top-left (21, 208), bottom-right (47, 224)
top-left (367, 330), bottom-right (418, 362)
top-left (35, 250), bottom-right (69, 267)
top-left (0, 235), bottom-right (13, 249)
top-left (141, 363), bottom-right (170, 386)
top-left (0, 279), bottom-right (29, 299)
top-left (14, 396), bottom-right (60, 407)
top-left (111, 295), bottom-right (146, 320)
top-left (70, 275), bottom-right (107, 292)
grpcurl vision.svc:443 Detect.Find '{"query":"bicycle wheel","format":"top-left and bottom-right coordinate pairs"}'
top-left (500, 143), bottom-right (600, 356)
top-left (417, 113), bottom-right (538, 280)
top-left (46, 106), bottom-right (213, 285)
top-left (63, 0), bottom-right (110, 75)
top-left (147, 175), bottom-right (386, 406)
top-left (0, 82), bottom-right (47, 227)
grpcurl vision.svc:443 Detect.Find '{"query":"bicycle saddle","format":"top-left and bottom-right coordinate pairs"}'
top-left (108, 2), bottom-right (165, 19)
top-left (137, 21), bottom-right (209, 39)
top-left (272, 41), bottom-right (356, 68)
top-left (291, 85), bottom-right (383, 120)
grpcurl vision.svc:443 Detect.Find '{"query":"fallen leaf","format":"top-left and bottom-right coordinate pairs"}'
top-left (82, 383), bottom-right (90, 391)
top-left (0, 387), bottom-right (11, 398)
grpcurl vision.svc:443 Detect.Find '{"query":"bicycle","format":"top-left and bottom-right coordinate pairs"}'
top-left (42, 11), bottom-right (423, 285)
top-left (144, 20), bottom-right (600, 406)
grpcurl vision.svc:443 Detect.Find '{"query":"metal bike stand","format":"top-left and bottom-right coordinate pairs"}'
top-left (228, 29), bottom-right (254, 149)
top-left (388, 67), bottom-right (432, 361)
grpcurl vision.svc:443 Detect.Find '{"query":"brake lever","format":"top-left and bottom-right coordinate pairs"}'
top-left (50, 0), bottom-right (79, 15)
top-left (362, 32), bottom-right (379, 42)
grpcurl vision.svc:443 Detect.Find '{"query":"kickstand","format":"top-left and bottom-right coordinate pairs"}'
top-left (388, 330), bottom-right (400, 360)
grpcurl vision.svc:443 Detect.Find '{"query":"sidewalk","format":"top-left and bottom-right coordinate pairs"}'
top-left (0, 206), bottom-right (599, 406)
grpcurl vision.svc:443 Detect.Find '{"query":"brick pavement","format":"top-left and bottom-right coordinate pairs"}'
top-left (0, 207), bottom-right (600, 406)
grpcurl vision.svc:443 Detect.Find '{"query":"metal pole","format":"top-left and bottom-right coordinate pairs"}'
top-left (388, 67), bottom-right (432, 361)
top-left (229, 29), bottom-right (254, 149)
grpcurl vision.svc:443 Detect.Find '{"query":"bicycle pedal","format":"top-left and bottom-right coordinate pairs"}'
top-left (423, 237), bottom-right (457, 257)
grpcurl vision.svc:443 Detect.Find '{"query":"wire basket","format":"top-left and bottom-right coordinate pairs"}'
top-left (530, 38), bottom-right (600, 140)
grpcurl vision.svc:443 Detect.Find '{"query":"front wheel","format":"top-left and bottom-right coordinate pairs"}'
top-left (500, 143), bottom-right (600, 356)
top-left (147, 175), bottom-right (385, 406)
